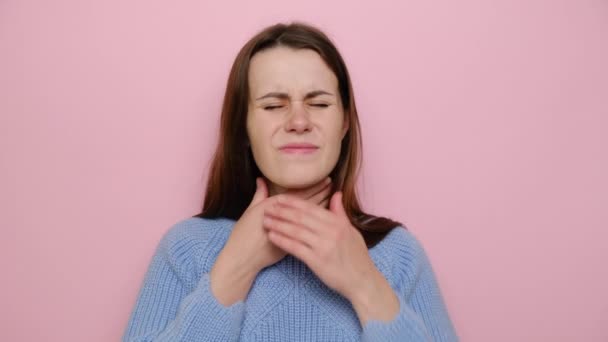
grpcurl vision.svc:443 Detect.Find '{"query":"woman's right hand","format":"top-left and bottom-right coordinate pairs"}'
top-left (209, 176), bottom-right (332, 305)
top-left (227, 176), bottom-right (332, 272)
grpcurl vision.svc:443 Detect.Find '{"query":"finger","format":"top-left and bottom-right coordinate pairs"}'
top-left (267, 229), bottom-right (315, 266)
top-left (265, 202), bottom-right (324, 235)
top-left (263, 215), bottom-right (320, 249)
top-left (250, 177), bottom-right (268, 207)
top-left (329, 191), bottom-right (347, 217)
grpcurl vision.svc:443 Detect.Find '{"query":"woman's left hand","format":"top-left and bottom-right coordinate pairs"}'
top-left (262, 191), bottom-right (378, 301)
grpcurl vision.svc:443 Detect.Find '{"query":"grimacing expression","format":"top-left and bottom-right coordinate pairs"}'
top-left (246, 46), bottom-right (349, 190)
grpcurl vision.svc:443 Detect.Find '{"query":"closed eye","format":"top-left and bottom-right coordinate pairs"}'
top-left (263, 104), bottom-right (329, 111)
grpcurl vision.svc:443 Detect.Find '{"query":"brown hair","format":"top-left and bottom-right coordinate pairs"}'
top-left (193, 21), bottom-right (406, 248)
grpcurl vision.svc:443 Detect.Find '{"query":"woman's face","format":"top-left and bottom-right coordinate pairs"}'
top-left (247, 46), bottom-right (348, 193)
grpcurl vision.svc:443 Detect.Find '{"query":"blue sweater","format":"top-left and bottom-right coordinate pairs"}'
top-left (122, 217), bottom-right (458, 341)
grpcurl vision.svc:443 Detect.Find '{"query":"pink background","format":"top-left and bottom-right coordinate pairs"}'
top-left (1, 0), bottom-right (607, 341)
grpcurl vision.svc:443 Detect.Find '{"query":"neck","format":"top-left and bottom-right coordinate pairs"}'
top-left (267, 178), bottom-right (330, 209)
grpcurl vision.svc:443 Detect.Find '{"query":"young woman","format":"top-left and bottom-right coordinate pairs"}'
top-left (123, 21), bottom-right (458, 341)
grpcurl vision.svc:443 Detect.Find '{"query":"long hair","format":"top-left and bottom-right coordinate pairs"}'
top-left (193, 21), bottom-right (406, 248)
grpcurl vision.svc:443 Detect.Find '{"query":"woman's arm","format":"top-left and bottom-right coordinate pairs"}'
top-left (360, 229), bottom-right (459, 342)
top-left (121, 225), bottom-right (246, 342)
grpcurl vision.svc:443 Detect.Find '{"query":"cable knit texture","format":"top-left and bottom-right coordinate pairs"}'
top-left (122, 217), bottom-right (458, 341)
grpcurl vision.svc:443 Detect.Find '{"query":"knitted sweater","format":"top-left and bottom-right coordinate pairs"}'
top-left (122, 217), bottom-right (458, 341)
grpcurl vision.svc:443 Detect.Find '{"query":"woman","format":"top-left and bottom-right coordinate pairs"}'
top-left (122, 22), bottom-right (458, 341)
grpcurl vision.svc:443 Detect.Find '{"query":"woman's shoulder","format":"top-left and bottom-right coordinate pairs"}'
top-left (157, 216), bottom-right (236, 254)
top-left (371, 225), bottom-right (435, 287)
top-left (372, 224), bottom-right (426, 257)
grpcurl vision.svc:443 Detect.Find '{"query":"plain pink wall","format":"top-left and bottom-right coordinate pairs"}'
top-left (1, 0), bottom-right (607, 341)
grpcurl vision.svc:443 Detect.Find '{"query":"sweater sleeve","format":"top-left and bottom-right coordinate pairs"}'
top-left (361, 229), bottom-right (459, 342)
top-left (122, 225), bottom-right (246, 342)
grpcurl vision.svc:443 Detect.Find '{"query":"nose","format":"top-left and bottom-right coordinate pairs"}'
top-left (284, 102), bottom-right (312, 133)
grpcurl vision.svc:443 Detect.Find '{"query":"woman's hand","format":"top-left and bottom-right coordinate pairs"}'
top-left (262, 191), bottom-right (380, 302)
top-left (210, 176), bottom-right (332, 306)
top-left (217, 177), bottom-right (333, 276)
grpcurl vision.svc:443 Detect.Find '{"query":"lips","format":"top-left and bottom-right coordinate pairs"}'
top-left (279, 143), bottom-right (319, 154)
top-left (279, 143), bottom-right (319, 150)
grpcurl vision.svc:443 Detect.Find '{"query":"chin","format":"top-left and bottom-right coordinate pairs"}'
top-left (271, 173), bottom-right (324, 190)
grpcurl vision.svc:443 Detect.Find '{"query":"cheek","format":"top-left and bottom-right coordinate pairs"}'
top-left (316, 119), bottom-right (344, 157)
top-left (247, 114), bottom-right (269, 143)
top-left (328, 117), bottom-right (347, 157)
top-left (248, 123), bottom-right (275, 157)
top-left (324, 114), bottom-right (345, 142)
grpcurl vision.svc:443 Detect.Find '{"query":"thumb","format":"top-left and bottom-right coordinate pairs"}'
top-left (250, 177), bottom-right (268, 206)
top-left (329, 191), bottom-right (347, 217)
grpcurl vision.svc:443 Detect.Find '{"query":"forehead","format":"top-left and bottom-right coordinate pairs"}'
top-left (248, 47), bottom-right (338, 96)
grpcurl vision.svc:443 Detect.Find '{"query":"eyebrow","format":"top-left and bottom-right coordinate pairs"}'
top-left (255, 90), bottom-right (334, 101)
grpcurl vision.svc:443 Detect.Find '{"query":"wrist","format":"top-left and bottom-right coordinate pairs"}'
top-left (210, 247), bottom-right (260, 306)
top-left (349, 269), bottom-right (400, 325)
top-left (213, 245), bottom-right (260, 283)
